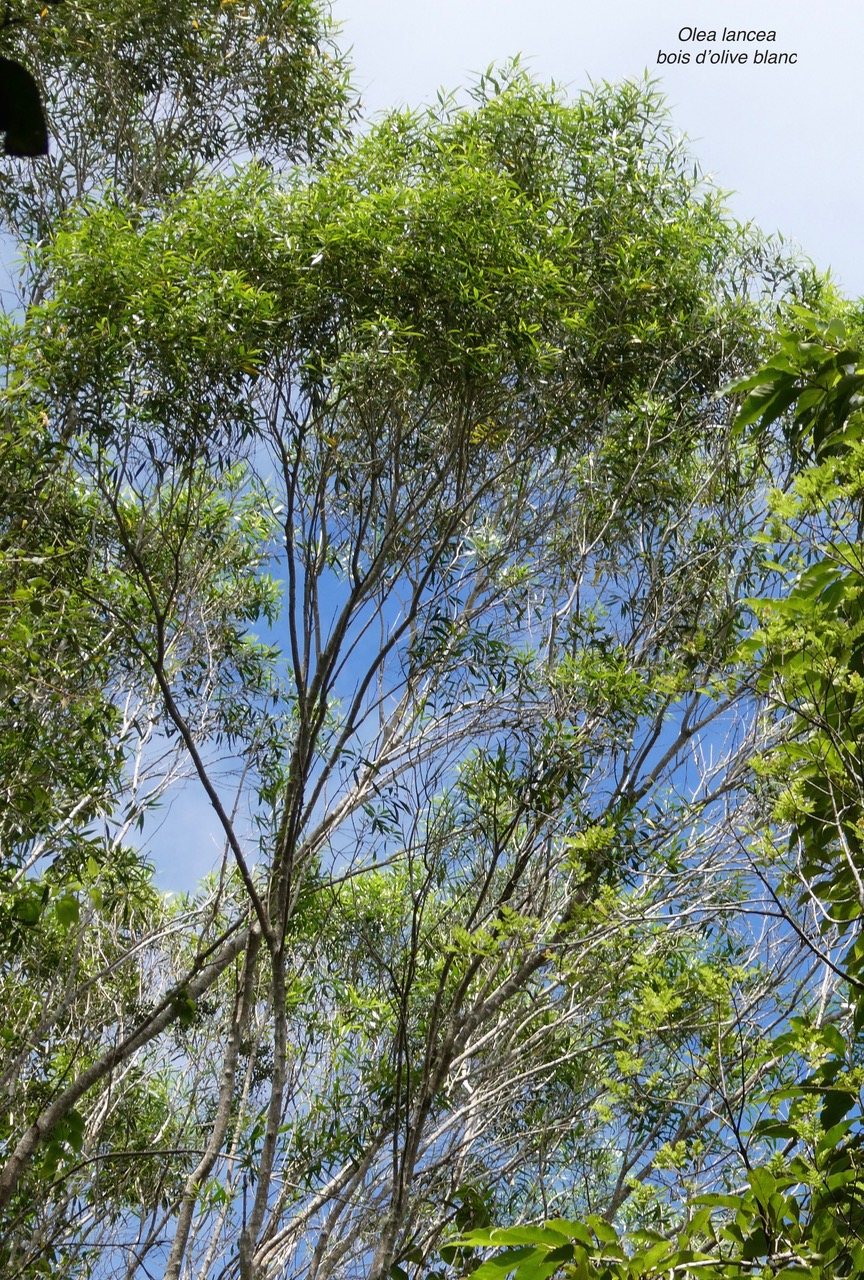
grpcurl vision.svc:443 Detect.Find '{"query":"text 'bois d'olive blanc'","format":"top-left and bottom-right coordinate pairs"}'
top-left (658, 29), bottom-right (798, 66)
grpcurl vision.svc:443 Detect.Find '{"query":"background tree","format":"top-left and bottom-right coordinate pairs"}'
top-left (0, 0), bottom-right (355, 261)
top-left (448, 312), bottom-right (864, 1279)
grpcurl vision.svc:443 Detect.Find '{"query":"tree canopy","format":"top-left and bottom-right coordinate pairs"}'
top-left (0, 7), bottom-right (857, 1280)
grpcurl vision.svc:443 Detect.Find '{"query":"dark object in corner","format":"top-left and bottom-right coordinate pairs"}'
top-left (0, 57), bottom-right (47, 156)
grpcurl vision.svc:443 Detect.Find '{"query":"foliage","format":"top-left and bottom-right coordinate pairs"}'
top-left (0, 15), bottom-right (842, 1280)
top-left (0, 0), bottom-right (355, 244)
top-left (446, 315), bottom-right (864, 1279)
top-left (731, 311), bottom-right (864, 987)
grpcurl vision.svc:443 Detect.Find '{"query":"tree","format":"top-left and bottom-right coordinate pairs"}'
top-left (0, 25), bottom-right (833, 1280)
top-left (449, 312), bottom-right (864, 1279)
top-left (0, 0), bottom-right (355, 258)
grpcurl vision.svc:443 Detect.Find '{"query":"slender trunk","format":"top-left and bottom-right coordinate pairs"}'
top-left (238, 945), bottom-right (288, 1280)
top-left (164, 928), bottom-right (261, 1280)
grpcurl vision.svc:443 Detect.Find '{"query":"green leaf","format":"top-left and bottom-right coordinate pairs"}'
top-left (819, 1087), bottom-right (857, 1130)
top-left (552, 1221), bottom-right (594, 1247)
top-left (63, 1109), bottom-right (85, 1154)
top-left (584, 1215), bottom-right (618, 1245)
top-left (733, 373), bottom-right (800, 433)
top-left (633, 1240), bottom-right (676, 1270)
top-left (54, 893), bottom-right (80, 929)
top-left (11, 895), bottom-right (44, 926)
top-left (466, 1248), bottom-right (535, 1279)
top-left (491, 1228), bottom-right (569, 1247)
top-left (173, 989), bottom-right (198, 1027)
top-left (740, 1226), bottom-right (770, 1261)
top-left (513, 1251), bottom-right (562, 1280)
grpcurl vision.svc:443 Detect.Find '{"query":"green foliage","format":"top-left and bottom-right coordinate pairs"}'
top-left (729, 313), bottom-right (864, 986)
top-left (12, 73), bottom-right (803, 467)
top-left (0, 0), bottom-right (355, 238)
top-left (0, 382), bottom-right (127, 940)
top-left (447, 313), bottom-right (864, 1280)
top-left (447, 1169), bottom-right (864, 1280)
top-left (0, 21), bottom-right (836, 1280)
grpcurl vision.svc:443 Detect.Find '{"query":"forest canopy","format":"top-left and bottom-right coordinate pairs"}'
top-left (1, 4), bottom-right (862, 1280)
